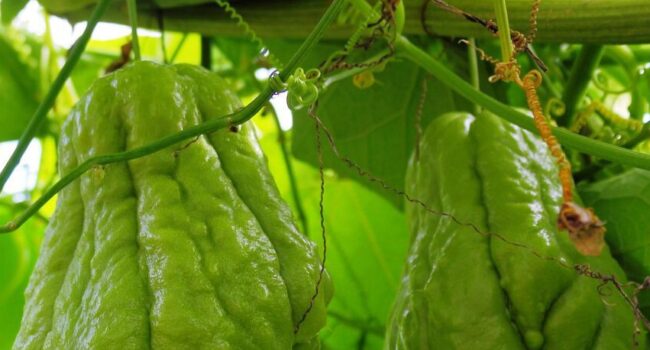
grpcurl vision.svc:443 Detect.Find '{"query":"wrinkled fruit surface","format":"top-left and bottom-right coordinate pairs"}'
top-left (386, 112), bottom-right (640, 349)
top-left (14, 61), bottom-right (331, 350)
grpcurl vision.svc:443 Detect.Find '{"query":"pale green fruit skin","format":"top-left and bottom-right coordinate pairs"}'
top-left (14, 61), bottom-right (331, 350)
top-left (386, 112), bottom-right (641, 350)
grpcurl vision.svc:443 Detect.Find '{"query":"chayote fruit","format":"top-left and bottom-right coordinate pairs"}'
top-left (14, 61), bottom-right (331, 350)
top-left (386, 111), bottom-right (640, 349)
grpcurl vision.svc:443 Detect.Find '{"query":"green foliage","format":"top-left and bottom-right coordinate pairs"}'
top-left (2, 1), bottom-right (650, 349)
top-left (0, 32), bottom-right (39, 141)
top-left (0, 0), bottom-right (29, 24)
top-left (0, 204), bottom-right (44, 350)
top-left (291, 57), bottom-right (471, 207)
top-left (256, 115), bottom-right (409, 349)
top-left (580, 169), bottom-right (650, 314)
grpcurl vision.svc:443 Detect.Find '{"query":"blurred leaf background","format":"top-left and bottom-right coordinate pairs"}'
top-left (2, 1), bottom-right (650, 349)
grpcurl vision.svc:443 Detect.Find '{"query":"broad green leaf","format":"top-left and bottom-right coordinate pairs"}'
top-left (0, 33), bottom-right (39, 142)
top-left (0, 203), bottom-right (45, 350)
top-left (212, 37), bottom-right (260, 71)
top-left (291, 57), bottom-right (470, 207)
top-left (212, 37), bottom-right (267, 96)
top-left (1, 0), bottom-right (29, 25)
top-left (68, 52), bottom-right (112, 97)
top-left (255, 115), bottom-right (409, 349)
top-left (580, 169), bottom-right (650, 280)
top-left (315, 180), bottom-right (407, 349)
top-left (579, 169), bottom-right (650, 313)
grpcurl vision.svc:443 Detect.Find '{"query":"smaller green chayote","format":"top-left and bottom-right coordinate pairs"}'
top-left (386, 111), bottom-right (640, 350)
top-left (14, 61), bottom-right (331, 350)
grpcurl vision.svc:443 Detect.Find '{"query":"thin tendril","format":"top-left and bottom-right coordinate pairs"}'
top-left (214, 0), bottom-right (283, 68)
top-left (522, 70), bottom-right (573, 203)
top-left (294, 104), bottom-right (329, 334)
top-left (527, 0), bottom-right (540, 44)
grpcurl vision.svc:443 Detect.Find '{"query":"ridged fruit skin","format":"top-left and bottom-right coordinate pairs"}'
top-left (14, 61), bottom-right (331, 350)
top-left (386, 112), bottom-right (640, 350)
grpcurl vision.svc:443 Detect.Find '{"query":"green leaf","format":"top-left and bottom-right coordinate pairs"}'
top-left (0, 33), bottom-right (39, 142)
top-left (255, 116), bottom-right (409, 349)
top-left (579, 169), bottom-right (650, 314)
top-left (316, 180), bottom-right (407, 349)
top-left (0, 203), bottom-right (45, 350)
top-left (291, 57), bottom-right (470, 207)
top-left (580, 169), bottom-right (650, 281)
top-left (1, 0), bottom-right (29, 25)
top-left (211, 37), bottom-right (266, 96)
top-left (68, 52), bottom-right (112, 97)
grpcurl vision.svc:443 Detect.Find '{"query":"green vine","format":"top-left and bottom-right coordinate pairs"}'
top-left (0, 0), bottom-right (347, 234)
top-left (342, 1), bottom-right (382, 52)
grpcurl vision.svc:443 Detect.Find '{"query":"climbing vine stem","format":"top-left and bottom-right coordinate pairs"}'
top-left (0, 0), bottom-right (112, 194)
top-left (127, 0), bottom-right (141, 60)
top-left (0, 0), bottom-right (346, 234)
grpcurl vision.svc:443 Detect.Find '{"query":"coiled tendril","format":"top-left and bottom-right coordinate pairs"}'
top-left (214, 0), bottom-right (283, 68)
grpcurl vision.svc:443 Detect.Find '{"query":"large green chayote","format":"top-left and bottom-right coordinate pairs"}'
top-left (14, 61), bottom-right (331, 350)
top-left (386, 112), bottom-right (641, 350)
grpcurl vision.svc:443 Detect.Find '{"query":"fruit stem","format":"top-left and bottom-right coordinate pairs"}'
top-left (467, 37), bottom-right (482, 115)
top-left (127, 0), bottom-right (141, 60)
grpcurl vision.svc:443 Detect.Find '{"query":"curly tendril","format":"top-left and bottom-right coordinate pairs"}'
top-left (336, 2), bottom-right (366, 26)
top-left (214, 0), bottom-right (283, 68)
top-left (271, 68), bottom-right (322, 110)
top-left (527, 0), bottom-right (541, 44)
top-left (520, 71), bottom-right (606, 256)
top-left (544, 98), bottom-right (566, 119)
top-left (571, 101), bottom-right (643, 145)
top-left (592, 68), bottom-right (638, 94)
top-left (593, 101), bottom-right (643, 132)
top-left (522, 71), bottom-right (573, 203)
top-left (343, 2), bottom-right (383, 53)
